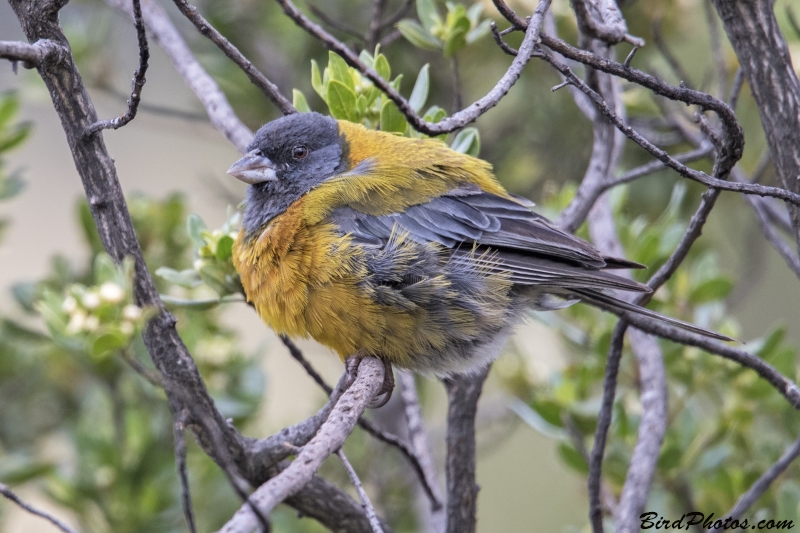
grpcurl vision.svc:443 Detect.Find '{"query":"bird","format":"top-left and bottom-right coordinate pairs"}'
top-left (228, 112), bottom-right (730, 407)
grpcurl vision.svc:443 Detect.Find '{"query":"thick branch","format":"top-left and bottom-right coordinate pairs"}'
top-left (217, 358), bottom-right (385, 533)
top-left (0, 39), bottom-right (66, 68)
top-left (444, 367), bottom-right (491, 533)
top-left (711, 0), bottom-right (800, 251)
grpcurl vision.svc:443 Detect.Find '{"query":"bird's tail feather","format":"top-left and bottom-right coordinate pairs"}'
top-left (572, 289), bottom-right (735, 343)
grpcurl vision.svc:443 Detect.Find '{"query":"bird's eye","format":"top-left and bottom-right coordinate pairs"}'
top-left (292, 145), bottom-right (308, 160)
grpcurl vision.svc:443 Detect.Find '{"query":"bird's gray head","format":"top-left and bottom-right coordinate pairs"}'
top-left (228, 112), bottom-right (347, 237)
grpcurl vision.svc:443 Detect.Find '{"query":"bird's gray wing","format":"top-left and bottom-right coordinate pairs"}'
top-left (330, 185), bottom-right (649, 294)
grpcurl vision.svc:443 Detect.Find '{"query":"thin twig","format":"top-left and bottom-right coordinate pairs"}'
top-left (337, 449), bottom-right (385, 533)
top-left (279, 335), bottom-right (332, 394)
top-left (381, 0), bottom-right (413, 30)
top-left (171, 0), bottom-right (295, 116)
top-left (0, 483), bottom-right (80, 533)
top-left (274, 0), bottom-right (553, 135)
top-left (307, 4), bottom-right (366, 42)
top-left (216, 358), bottom-right (385, 533)
top-left (119, 347), bottom-right (164, 387)
top-left (603, 145), bottom-right (713, 189)
top-left (85, 0), bottom-right (149, 136)
top-left (105, 0), bottom-right (253, 152)
top-left (535, 50), bottom-right (800, 206)
top-left (174, 413), bottom-right (198, 533)
top-left (704, 0), bottom-right (726, 99)
top-left (367, 0), bottom-right (388, 51)
top-left (746, 189), bottom-right (800, 280)
top-left (707, 435), bottom-right (800, 532)
top-left (652, 19), bottom-right (694, 89)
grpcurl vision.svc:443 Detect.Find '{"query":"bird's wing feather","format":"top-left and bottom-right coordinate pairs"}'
top-left (330, 186), bottom-right (650, 294)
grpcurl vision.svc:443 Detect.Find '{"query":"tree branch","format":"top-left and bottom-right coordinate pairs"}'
top-left (170, 0), bottom-right (295, 116)
top-left (0, 39), bottom-right (66, 68)
top-left (444, 366), bottom-right (491, 533)
top-left (707, 435), bottom-right (800, 532)
top-left (398, 371), bottom-right (445, 526)
top-left (105, 0), bottom-right (253, 153)
top-left (337, 449), bottom-right (385, 533)
top-left (0, 483), bottom-right (80, 533)
top-left (274, 0), bottom-right (553, 135)
top-left (85, 0), bottom-right (149, 135)
top-left (216, 357), bottom-right (385, 533)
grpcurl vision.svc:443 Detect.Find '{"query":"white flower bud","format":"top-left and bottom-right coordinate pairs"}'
top-left (99, 281), bottom-right (125, 304)
top-left (120, 321), bottom-right (134, 336)
top-left (85, 315), bottom-right (100, 331)
top-left (62, 296), bottom-right (78, 314)
top-left (66, 310), bottom-right (87, 333)
top-left (194, 259), bottom-right (205, 271)
top-left (122, 304), bottom-right (142, 322)
top-left (82, 292), bottom-right (100, 310)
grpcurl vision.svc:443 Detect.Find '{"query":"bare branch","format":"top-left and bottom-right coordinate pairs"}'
top-left (275, 0), bottom-right (553, 135)
top-left (337, 449), bottom-right (385, 533)
top-left (174, 414), bottom-right (198, 533)
top-left (119, 347), bottom-right (164, 387)
top-left (170, 0), bottom-right (295, 116)
top-left (534, 50), bottom-right (800, 206)
top-left (707, 435), bottom-right (800, 532)
top-left (367, 0), bottom-right (388, 51)
top-left (747, 190), bottom-right (800, 279)
top-left (444, 366), bottom-right (491, 533)
top-left (277, 336), bottom-right (443, 509)
top-left (398, 371), bottom-right (445, 522)
top-left (0, 39), bottom-right (66, 68)
top-left (614, 330), bottom-right (667, 533)
top-left (307, 4), bottom-right (366, 43)
top-left (0, 482), bottom-right (80, 533)
top-left (216, 357), bottom-right (385, 533)
top-left (652, 19), bottom-right (695, 89)
top-left (85, 0), bottom-right (149, 136)
top-left (380, 0), bottom-right (413, 30)
top-left (603, 145), bottom-right (713, 189)
top-left (105, 0), bottom-right (253, 152)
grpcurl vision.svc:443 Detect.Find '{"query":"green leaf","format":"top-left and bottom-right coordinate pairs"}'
top-left (326, 80), bottom-right (359, 122)
top-left (409, 64), bottom-right (430, 113)
top-left (657, 445), bottom-right (683, 470)
top-left (91, 330), bottom-right (128, 359)
top-left (187, 214), bottom-right (207, 249)
top-left (0, 174), bottom-right (25, 200)
top-left (557, 442), bottom-right (589, 474)
top-left (292, 89), bottom-right (311, 113)
top-left (311, 60), bottom-right (326, 102)
top-left (390, 74), bottom-right (403, 91)
top-left (689, 277), bottom-right (733, 304)
top-left (356, 94), bottom-right (368, 116)
top-left (423, 105), bottom-right (447, 123)
top-left (466, 3), bottom-right (483, 26)
top-left (380, 100), bottom-right (408, 133)
top-left (374, 54), bottom-right (391, 81)
top-left (216, 235), bottom-right (234, 261)
top-left (11, 282), bottom-right (37, 313)
top-left (0, 124), bottom-right (31, 153)
top-left (93, 253), bottom-right (118, 284)
top-left (155, 267), bottom-right (202, 289)
top-left (0, 459), bottom-right (55, 485)
top-left (443, 25), bottom-right (467, 58)
top-left (466, 19), bottom-right (491, 44)
top-left (397, 19), bottom-right (443, 50)
top-left (0, 96), bottom-right (20, 129)
top-left (358, 49), bottom-right (374, 69)
top-left (754, 327), bottom-right (786, 359)
top-left (328, 52), bottom-right (354, 91)
top-left (450, 127), bottom-right (480, 156)
top-left (416, 0), bottom-right (441, 32)
top-left (509, 399), bottom-right (565, 439)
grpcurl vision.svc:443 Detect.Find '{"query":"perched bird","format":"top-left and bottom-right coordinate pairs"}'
top-left (229, 112), bottom-right (729, 406)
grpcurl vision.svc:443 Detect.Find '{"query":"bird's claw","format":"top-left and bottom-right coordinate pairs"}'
top-left (344, 356), bottom-right (394, 409)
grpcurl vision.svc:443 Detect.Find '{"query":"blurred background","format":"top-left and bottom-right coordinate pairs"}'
top-left (1, 0), bottom-right (800, 531)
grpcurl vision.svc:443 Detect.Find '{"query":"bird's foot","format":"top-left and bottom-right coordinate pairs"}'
top-left (344, 356), bottom-right (395, 409)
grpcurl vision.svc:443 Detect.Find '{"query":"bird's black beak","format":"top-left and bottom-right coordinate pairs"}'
top-left (227, 150), bottom-right (277, 184)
